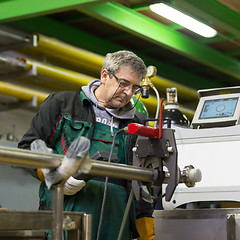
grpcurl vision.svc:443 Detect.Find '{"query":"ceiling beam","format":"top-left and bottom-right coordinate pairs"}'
top-left (79, 2), bottom-right (240, 81)
top-left (0, 0), bottom-right (105, 23)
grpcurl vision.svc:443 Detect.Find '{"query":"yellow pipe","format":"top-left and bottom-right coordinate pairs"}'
top-left (0, 79), bottom-right (194, 119)
top-left (0, 81), bottom-right (48, 106)
top-left (34, 34), bottom-right (104, 73)
top-left (2, 56), bottom-right (194, 118)
top-left (22, 58), bottom-right (96, 87)
top-left (30, 34), bottom-right (198, 100)
top-left (22, 58), bottom-right (195, 118)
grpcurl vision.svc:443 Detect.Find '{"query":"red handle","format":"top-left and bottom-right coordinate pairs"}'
top-left (127, 123), bottom-right (158, 138)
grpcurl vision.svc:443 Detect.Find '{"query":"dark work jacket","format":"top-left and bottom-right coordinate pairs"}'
top-left (18, 91), bottom-right (153, 239)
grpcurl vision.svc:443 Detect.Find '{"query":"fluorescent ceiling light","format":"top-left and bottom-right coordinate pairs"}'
top-left (150, 3), bottom-right (217, 38)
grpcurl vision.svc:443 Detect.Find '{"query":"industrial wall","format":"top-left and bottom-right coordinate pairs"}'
top-left (0, 109), bottom-right (39, 210)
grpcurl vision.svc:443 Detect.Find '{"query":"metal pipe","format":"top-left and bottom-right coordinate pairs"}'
top-left (32, 34), bottom-right (198, 101)
top-left (26, 56), bottom-right (196, 118)
top-left (33, 34), bottom-right (104, 74)
top-left (0, 82), bottom-right (48, 107)
top-left (0, 146), bottom-right (201, 186)
top-left (0, 146), bottom-right (60, 168)
top-left (52, 185), bottom-right (64, 240)
top-left (0, 55), bottom-right (26, 69)
top-left (117, 189), bottom-right (134, 240)
top-left (0, 28), bottom-right (30, 42)
top-left (0, 147), bottom-right (155, 240)
top-left (89, 160), bottom-right (153, 182)
top-left (0, 54), bottom-right (195, 118)
top-left (22, 58), bottom-right (95, 87)
top-left (0, 146), bottom-right (154, 183)
top-left (82, 214), bottom-right (91, 240)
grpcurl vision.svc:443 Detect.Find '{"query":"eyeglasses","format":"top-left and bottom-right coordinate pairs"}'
top-left (109, 71), bottom-right (142, 94)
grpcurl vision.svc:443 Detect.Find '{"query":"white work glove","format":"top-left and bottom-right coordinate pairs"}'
top-left (63, 176), bottom-right (86, 195)
top-left (30, 139), bottom-right (61, 188)
top-left (30, 137), bottom-right (90, 189)
top-left (30, 139), bottom-right (53, 154)
top-left (57, 136), bottom-right (90, 180)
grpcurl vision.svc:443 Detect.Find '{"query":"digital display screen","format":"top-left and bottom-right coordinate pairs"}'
top-left (199, 97), bottom-right (238, 119)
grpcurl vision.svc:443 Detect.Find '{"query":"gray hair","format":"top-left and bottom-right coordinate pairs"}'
top-left (102, 50), bottom-right (147, 79)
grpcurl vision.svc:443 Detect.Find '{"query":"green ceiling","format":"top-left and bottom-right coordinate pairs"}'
top-left (1, 0), bottom-right (240, 113)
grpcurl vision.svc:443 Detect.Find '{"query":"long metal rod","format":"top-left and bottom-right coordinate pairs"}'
top-left (0, 29), bottom-right (30, 42)
top-left (0, 146), bottom-right (199, 186)
top-left (0, 146), bottom-right (154, 183)
top-left (82, 213), bottom-right (91, 240)
top-left (89, 160), bottom-right (153, 182)
top-left (0, 146), bottom-right (60, 168)
top-left (227, 214), bottom-right (236, 240)
top-left (117, 189), bottom-right (134, 240)
top-left (52, 185), bottom-right (64, 240)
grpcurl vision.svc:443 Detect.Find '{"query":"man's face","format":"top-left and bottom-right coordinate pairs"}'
top-left (100, 65), bottom-right (142, 109)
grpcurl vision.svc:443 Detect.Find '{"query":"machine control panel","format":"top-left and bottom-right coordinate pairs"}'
top-left (191, 86), bottom-right (240, 128)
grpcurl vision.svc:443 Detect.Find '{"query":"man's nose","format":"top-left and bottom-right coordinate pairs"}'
top-left (123, 86), bottom-right (133, 95)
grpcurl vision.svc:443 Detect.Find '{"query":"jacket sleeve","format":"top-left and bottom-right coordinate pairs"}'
top-left (18, 92), bottom-right (62, 150)
top-left (18, 92), bottom-right (62, 179)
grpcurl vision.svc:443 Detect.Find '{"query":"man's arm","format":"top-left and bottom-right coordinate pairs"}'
top-left (18, 93), bottom-right (61, 150)
top-left (18, 93), bottom-right (61, 179)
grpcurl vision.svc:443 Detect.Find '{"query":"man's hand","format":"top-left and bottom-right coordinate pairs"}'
top-left (30, 139), bottom-right (53, 154)
top-left (63, 176), bottom-right (86, 195)
top-left (57, 136), bottom-right (90, 179)
top-left (30, 136), bottom-right (90, 189)
top-left (30, 139), bottom-right (58, 187)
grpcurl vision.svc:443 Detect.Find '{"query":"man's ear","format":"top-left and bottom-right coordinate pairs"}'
top-left (100, 69), bottom-right (108, 84)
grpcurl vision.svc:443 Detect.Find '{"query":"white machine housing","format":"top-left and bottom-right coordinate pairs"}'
top-left (163, 86), bottom-right (240, 209)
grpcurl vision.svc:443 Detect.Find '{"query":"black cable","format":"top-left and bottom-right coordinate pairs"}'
top-left (128, 92), bottom-right (142, 111)
top-left (96, 81), bottom-right (143, 112)
top-left (96, 85), bottom-right (121, 104)
top-left (96, 128), bottom-right (125, 240)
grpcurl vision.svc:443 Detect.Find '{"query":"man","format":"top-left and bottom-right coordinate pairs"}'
top-left (18, 50), bottom-right (154, 240)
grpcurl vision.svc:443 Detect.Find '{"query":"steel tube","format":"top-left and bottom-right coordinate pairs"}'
top-left (0, 29), bottom-right (30, 42)
top-left (82, 214), bottom-right (91, 240)
top-left (35, 34), bottom-right (104, 72)
top-left (89, 160), bottom-right (154, 182)
top-left (0, 146), bottom-right (154, 183)
top-left (0, 82), bottom-right (48, 107)
top-left (52, 185), bottom-right (64, 240)
top-left (24, 58), bottom-right (95, 87)
top-left (0, 146), bottom-right (60, 168)
top-left (33, 34), bottom-right (197, 101)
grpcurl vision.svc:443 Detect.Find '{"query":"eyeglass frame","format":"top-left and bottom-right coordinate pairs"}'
top-left (108, 70), bottom-right (142, 94)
